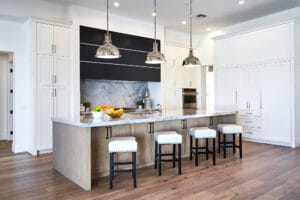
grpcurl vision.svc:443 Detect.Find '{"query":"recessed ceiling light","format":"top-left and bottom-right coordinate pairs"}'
top-left (182, 21), bottom-right (187, 25)
top-left (152, 12), bottom-right (157, 17)
top-left (238, 0), bottom-right (245, 5)
top-left (206, 27), bottom-right (211, 31)
top-left (113, 2), bottom-right (120, 7)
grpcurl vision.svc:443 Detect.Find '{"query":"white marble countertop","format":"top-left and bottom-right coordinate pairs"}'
top-left (52, 110), bottom-right (237, 128)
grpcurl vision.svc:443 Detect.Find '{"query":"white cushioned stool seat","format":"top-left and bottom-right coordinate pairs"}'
top-left (154, 131), bottom-right (182, 144)
top-left (217, 124), bottom-right (243, 134)
top-left (189, 127), bottom-right (216, 138)
top-left (109, 137), bottom-right (137, 153)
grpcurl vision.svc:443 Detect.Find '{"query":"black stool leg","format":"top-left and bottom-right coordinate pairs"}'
top-left (178, 144), bottom-right (182, 175)
top-left (213, 138), bottom-right (216, 165)
top-left (195, 139), bottom-right (199, 166)
top-left (233, 134), bottom-right (236, 154)
top-left (218, 131), bottom-right (221, 154)
top-left (206, 138), bottom-right (209, 160)
top-left (223, 134), bottom-right (227, 159)
top-left (158, 144), bottom-right (162, 176)
top-left (154, 141), bottom-right (158, 169)
top-left (189, 135), bottom-right (193, 160)
top-left (239, 133), bottom-right (243, 159)
top-left (173, 144), bottom-right (176, 168)
top-left (109, 153), bottom-right (114, 189)
top-left (132, 152), bottom-right (137, 188)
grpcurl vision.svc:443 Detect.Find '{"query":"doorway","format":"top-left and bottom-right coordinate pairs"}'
top-left (0, 52), bottom-right (14, 155)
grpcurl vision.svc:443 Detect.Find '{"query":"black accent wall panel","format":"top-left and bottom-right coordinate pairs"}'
top-left (80, 26), bottom-right (161, 82)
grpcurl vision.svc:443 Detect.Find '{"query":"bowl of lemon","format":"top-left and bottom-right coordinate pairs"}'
top-left (106, 108), bottom-right (124, 118)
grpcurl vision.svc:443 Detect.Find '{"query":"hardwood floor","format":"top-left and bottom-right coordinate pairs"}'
top-left (0, 141), bottom-right (300, 200)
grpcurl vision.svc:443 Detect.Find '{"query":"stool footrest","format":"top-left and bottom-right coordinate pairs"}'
top-left (192, 150), bottom-right (214, 155)
top-left (161, 158), bottom-right (178, 162)
top-left (114, 169), bottom-right (133, 174)
top-left (114, 162), bottom-right (133, 165)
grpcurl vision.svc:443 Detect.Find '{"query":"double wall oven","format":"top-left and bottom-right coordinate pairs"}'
top-left (182, 88), bottom-right (197, 110)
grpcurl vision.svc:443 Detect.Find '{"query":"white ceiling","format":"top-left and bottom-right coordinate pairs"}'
top-left (44, 0), bottom-right (300, 32)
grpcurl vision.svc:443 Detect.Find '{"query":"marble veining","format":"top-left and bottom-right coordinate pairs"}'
top-left (81, 80), bottom-right (148, 108)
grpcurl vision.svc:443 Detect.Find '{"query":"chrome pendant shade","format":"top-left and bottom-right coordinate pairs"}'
top-left (145, 0), bottom-right (166, 64)
top-left (182, 0), bottom-right (200, 67)
top-left (146, 42), bottom-right (165, 64)
top-left (95, 0), bottom-right (121, 59)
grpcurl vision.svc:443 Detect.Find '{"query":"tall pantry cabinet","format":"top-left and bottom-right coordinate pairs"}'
top-left (214, 19), bottom-right (300, 148)
top-left (26, 18), bottom-right (71, 154)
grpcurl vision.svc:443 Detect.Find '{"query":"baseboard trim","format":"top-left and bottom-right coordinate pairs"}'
top-left (243, 137), bottom-right (292, 148)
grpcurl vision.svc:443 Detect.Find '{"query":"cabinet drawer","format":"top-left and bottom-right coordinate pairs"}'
top-left (243, 126), bottom-right (261, 138)
top-left (239, 110), bottom-right (261, 117)
top-left (238, 116), bottom-right (261, 128)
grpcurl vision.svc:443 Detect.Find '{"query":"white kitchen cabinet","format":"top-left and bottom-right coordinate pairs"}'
top-left (214, 19), bottom-right (300, 147)
top-left (261, 62), bottom-right (291, 144)
top-left (215, 68), bottom-right (238, 111)
top-left (30, 20), bottom-right (71, 153)
top-left (37, 23), bottom-right (53, 55)
top-left (162, 43), bottom-right (202, 110)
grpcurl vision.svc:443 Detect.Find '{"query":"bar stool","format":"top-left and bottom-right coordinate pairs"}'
top-left (217, 124), bottom-right (243, 159)
top-left (108, 137), bottom-right (137, 189)
top-left (189, 127), bottom-right (216, 166)
top-left (154, 131), bottom-right (182, 176)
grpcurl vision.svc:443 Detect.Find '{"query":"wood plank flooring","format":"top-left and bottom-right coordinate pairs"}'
top-left (0, 141), bottom-right (300, 200)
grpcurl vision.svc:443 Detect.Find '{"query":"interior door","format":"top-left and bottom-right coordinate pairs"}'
top-left (37, 23), bottom-right (54, 55)
top-left (261, 62), bottom-right (291, 144)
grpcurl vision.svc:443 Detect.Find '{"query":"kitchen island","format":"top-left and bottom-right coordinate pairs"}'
top-left (52, 110), bottom-right (237, 190)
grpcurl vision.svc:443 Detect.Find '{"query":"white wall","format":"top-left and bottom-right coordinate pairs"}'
top-left (0, 0), bottom-right (70, 22)
top-left (0, 19), bottom-right (31, 153)
top-left (0, 54), bottom-right (8, 140)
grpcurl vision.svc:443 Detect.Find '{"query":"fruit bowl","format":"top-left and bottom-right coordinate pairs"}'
top-left (106, 108), bottom-right (124, 118)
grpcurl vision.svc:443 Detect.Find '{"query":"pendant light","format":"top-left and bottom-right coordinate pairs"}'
top-left (182, 0), bottom-right (200, 67)
top-left (95, 0), bottom-right (121, 59)
top-left (145, 0), bottom-right (166, 64)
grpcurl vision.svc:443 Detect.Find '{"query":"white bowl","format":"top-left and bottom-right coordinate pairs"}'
top-left (92, 111), bottom-right (104, 119)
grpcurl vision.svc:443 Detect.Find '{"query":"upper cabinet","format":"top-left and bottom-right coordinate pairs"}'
top-left (214, 23), bottom-right (291, 68)
top-left (79, 26), bottom-right (161, 82)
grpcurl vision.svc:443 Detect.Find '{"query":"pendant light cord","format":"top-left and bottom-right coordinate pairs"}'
top-left (154, 0), bottom-right (157, 43)
top-left (107, 0), bottom-right (109, 35)
top-left (190, 0), bottom-right (192, 50)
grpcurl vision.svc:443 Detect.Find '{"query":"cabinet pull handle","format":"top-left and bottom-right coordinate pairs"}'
top-left (52, 44), bottom-right (56, 54)
top-left (260, 90), bottom-right (262, 109)
top-left (235, 91), bottom-right (238, 108)
top-left (54, 75), bottom-right (57, 84)
top-left (245, 121), bottom-right (252, 123)
top-left (53, 88), bottom-right (57, 97)
top-left (246, 132), bottom-right (253, 134)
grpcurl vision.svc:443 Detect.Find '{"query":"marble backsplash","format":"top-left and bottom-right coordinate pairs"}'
top-left (80, 80), bottom-right (148, 108)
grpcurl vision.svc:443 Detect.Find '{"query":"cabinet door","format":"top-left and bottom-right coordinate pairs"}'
top-left (261, 62), bottom-right (291, 144)
top-left (37, 87), bottom-right (53, 150)
top-left (37, 55), bottom-right (54, 86)
top-left (54, 87), bottom-right (69, 119)
top-left (54, 57), bottom-right (69, 87)
top-left (248, 67), bottom-right (262, 116)
top-left (215, 69), bottom-right (238, 110)
top-left (54, 26), bottom-right (70, 57)
top-left (37, 23), bottom-right (53, 55)
top-left (237, 68), bottom-right (249, 111)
